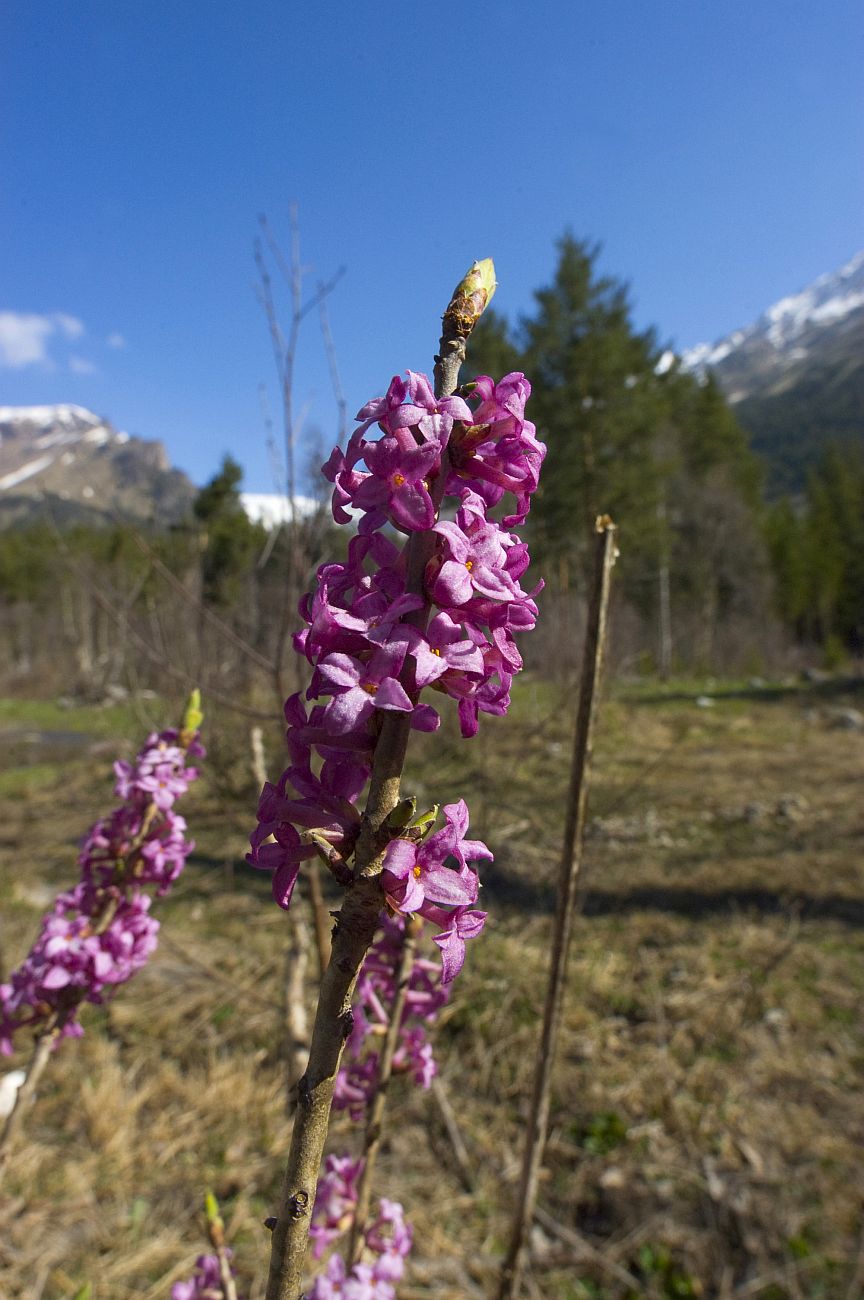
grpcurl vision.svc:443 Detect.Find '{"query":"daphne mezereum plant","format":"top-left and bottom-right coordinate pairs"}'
top-left (245, 259), bottom-right (546, 1299)
top-left (0, 693), bottom-right (204, 1173)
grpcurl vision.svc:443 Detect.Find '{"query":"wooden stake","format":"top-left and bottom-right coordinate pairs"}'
top-left (498, 516), bottom-right (617, 1299)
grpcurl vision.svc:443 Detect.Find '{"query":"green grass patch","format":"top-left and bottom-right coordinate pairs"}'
top-left (0, 761), bottom-right (65, 797)
top-left (0, 695), bottom-right (169, 739)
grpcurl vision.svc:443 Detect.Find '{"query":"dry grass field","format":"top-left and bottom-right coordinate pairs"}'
top-left (0, 675), bottom-right (862, 1299)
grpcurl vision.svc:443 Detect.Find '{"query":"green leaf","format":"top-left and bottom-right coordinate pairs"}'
top-left (411, 804), bottom-right (439, 837)
top-left (387, 797), bottom-right (417, 829)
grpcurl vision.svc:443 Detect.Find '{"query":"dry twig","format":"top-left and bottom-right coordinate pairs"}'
top-left (0, 1023), bottom-right (60, 1183)
top-left (348, 916), bottom-right (421, 1264)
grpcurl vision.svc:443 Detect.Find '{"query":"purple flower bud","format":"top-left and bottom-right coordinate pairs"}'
top-left (171, 1251), bottom-right (237, 1300)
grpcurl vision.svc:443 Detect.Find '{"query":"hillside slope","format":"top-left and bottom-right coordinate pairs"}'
top-left (683, 252), bottom-right (864, 493)
top-left (0, 405), bottom-right (196, 527)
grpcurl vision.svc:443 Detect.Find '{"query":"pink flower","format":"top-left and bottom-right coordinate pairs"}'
top-left (314, 646), bottom-right (413, 735)
top-left (382, 801), bottom-right (490, 916)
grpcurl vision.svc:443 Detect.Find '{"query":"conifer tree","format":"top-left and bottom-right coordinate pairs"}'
top-left (468, 234), bottom-right (771, 668)
top-left (193, 455), bottom-right (265, 607)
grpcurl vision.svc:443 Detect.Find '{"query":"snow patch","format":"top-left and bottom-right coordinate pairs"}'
top-left (680, 342), bottom-right (712, 370)
top-left (34, 429), bottom-right (85, 451)
top-left (83, 425), bottom-right (110, 446)
top-left (810, 290), bottom-right (864, 325)
top-left (241, 492), bottom-right (320, 528)
top-left (840, 250), bottom-right (864, 278)
top-left (0, 404), bottom-right (101, 430)
top-left (0, 454), bottom-right (55, 490)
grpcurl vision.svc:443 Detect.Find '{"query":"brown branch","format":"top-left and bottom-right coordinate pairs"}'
top-left (498, 516), bottom-right (617, 1300)
top-left (255, 210), bottom-right (344, 703)
top-left (216, 1249), bottom-right (238, 1300)
top-left (85, 585), bottom-right (274, 721)
top-left (532, 1206), bottom-right (641, 1292)
top-left (284, 908), bottom-right (311, 1113)
top-left (318, 291), bottom-right (348, 446)
top-left (347, 916), bottom-right (421, 1266)
top-left (429, 1074), bottom-right (475, 1192)
top-left (257, 209), bottom-right (344, 508)
top-left (306, 863), bottom-right (332, 978)
top-left (263, 262), bottom-right (486, 1300)
top-left (46, 517), bottom-right (276, 720)
top-left (123, 526), bottom-right (277, 675)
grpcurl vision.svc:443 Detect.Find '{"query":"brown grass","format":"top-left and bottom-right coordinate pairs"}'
top-left (1, 676), bottom-right (862, 1298)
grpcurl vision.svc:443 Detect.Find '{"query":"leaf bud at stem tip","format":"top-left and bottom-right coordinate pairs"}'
top-left (442, 258), bottom-right (497, 338)
top-left (180, 687), bottom-right (203, 746)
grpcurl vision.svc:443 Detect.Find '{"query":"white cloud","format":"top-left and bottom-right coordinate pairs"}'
top-left (70, 355), bottom-right (97, 375)
top-left (0, 312), bottom-right (55, 367)
top-left (0, 310), bottom-right (87, 369)
top-left (54, 313), bottom-right (85, 340)
top-left (106, 331), bottom-right (126, 349)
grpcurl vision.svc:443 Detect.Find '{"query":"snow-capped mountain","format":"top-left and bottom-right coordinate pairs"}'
top-left (681, 252), bottom-right (864, 493)
top-left (682, 251), bottom-right (864, 404)
top-left (0, 404), bottom-right (196, 526)
top-left (240, 491), bottom-right (320, 528)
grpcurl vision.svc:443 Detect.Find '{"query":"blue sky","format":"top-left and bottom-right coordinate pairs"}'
top-left (1, 0), bottom-right (862, 494)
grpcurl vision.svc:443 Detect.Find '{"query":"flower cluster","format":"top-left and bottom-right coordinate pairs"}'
top-left (0, 724), bottom-right (203, 1054)
top-left (334, 916), bottom-right (448, 1120)
top-left (308, 916), bottom-right (447, 1292)
top-left (248, 370), bottom-right (544, 982)
top-left (171, 1251), bottom-right (236, 1300)
top-left (308, 1166), bottom-right (412, 1300)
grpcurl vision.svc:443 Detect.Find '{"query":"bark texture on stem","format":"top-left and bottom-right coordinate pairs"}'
top-left (264, 262), bottom-right (491, 1300)
top-left (498, 517), bottom-right (617, 1300)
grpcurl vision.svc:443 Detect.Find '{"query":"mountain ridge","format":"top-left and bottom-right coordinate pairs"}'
top-left (680, 251), bottom-right (864, 493)
top-left (0, 404), bottom-right (196, 528)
